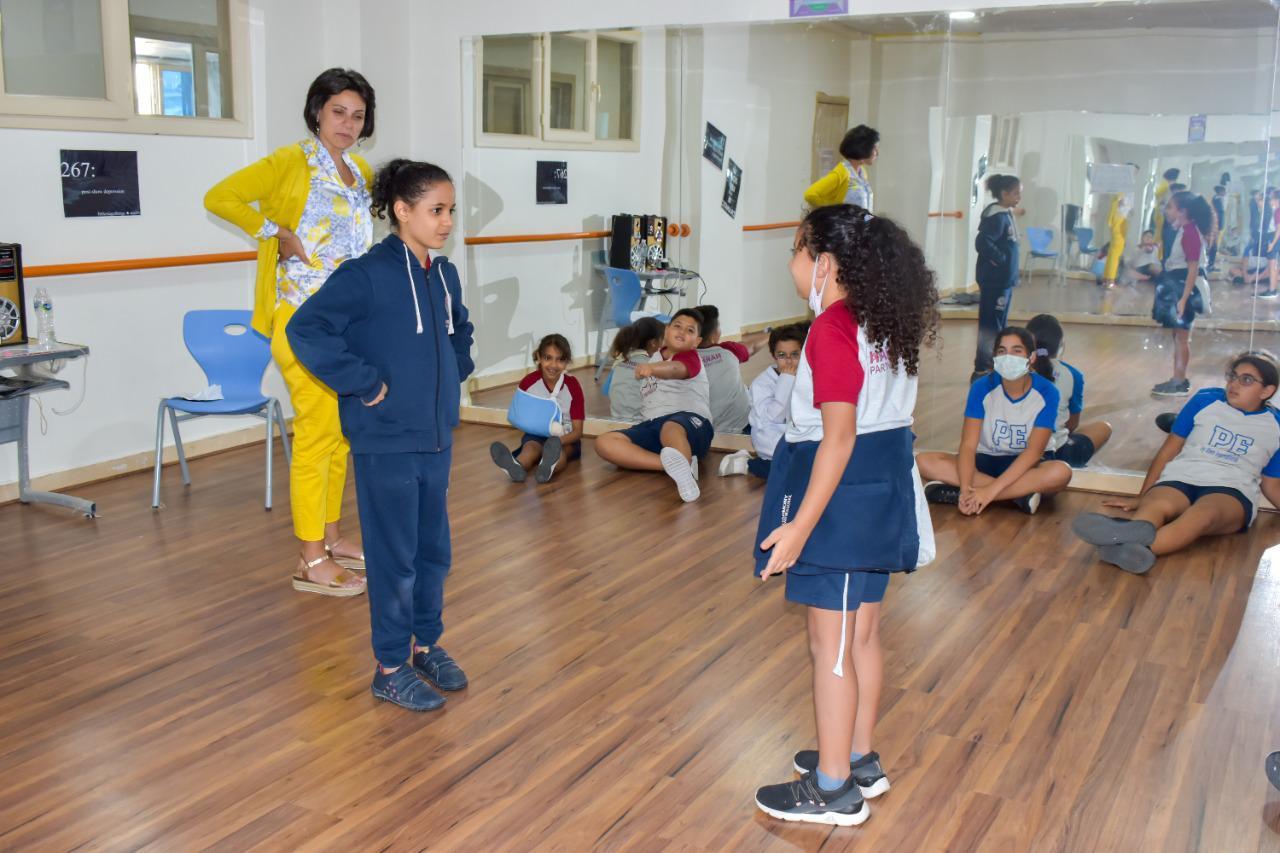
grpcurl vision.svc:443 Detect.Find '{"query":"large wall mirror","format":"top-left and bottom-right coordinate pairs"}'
top-left (457, 0), bottom-right (1280, 487)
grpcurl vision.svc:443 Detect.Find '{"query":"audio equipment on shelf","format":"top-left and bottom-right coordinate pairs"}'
top-left (0, 243), bottom-right (27, 347)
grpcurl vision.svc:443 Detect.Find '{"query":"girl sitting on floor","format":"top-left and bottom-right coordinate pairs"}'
top-left (490, 333), bottom-right (585, 484)
top-left (917, 326), bottom-right (1073, 515)
top-left (1025, 314), bottom-right (1112, 467)
top-left (1072, 350), bottom-right (1280, 575)
top-left (607, 317), bottom-right (665, 423)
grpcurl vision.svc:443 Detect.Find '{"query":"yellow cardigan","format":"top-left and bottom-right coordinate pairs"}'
top-left (204, 142), bottom-right (373, 338)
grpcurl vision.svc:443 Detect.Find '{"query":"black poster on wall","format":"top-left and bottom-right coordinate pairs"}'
top-left (536, 160), bottom-right (568, 204)
top-left (702, 123), bottom-right (726, 169)
top-left (60, 150), bottom-right (141, 218)
top-left (721, 159), bottom-right (743, 218)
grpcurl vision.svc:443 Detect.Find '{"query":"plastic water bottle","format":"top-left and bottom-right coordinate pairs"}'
top-left (32, 286), bottom-right (55, 348)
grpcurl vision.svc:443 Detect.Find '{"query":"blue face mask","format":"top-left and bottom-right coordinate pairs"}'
top-left (994, 354), bottom-right (1030, 381)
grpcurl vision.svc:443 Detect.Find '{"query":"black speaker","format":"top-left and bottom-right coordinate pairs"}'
top-left (642, 215), bottom-right (667, 270)
top-left (0, 243), bottom-right (26, 347)
top-left (609, 214), bottom-right (644, 272)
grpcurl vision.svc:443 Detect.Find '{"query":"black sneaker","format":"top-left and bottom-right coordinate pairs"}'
top-left (1267, 751), bottom-right (1280, 791)
top-left (1012, 493), bottom-right (1041, 515)
top-left (412, 646), bottom-right (468, 691)
top-left (792, 751), bottom-right (891, 799)
top-left (924, 481), bottom-right (960, 505)
top-left (755, 772), bottom-right (869, 826)
top-left (1155, 412), bottom-right (1176, 434)
top-left (534, 436), bottom-right (563, 484)
top-left (371, 665), bottom-right (446, 711)
top-left (489, 442), bottom-right (526, 482)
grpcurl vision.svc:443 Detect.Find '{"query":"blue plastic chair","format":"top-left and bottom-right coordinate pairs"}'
top-left (1024, 227), bottom-right (1058, 277)
top-left (593, 266), bottom-right (671, 380)
top-left (1073, 226), bottom-right (1097, 268)
top-left (151, 310), bottom-right (291, 509)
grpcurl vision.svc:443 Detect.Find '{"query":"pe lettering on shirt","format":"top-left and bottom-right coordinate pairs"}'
top-left (992, 418), bottom-right (1028, 450)
top-left (1207, 425), bottom-right (1254, 456)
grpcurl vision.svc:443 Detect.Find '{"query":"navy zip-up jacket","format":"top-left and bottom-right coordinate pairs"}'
top-left (286, 233), bottom-right (475, 454)
top-left (974, 202), bottom-right (1020, 289)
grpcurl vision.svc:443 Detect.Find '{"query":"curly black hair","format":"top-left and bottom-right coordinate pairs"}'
top-left (371, 159), bottom-right (452, 228)
top-left (797, 204), bottom-right (939, 376)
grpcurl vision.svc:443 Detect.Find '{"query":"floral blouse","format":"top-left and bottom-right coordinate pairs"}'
top-left (257, 137), bottom-right (373, 308)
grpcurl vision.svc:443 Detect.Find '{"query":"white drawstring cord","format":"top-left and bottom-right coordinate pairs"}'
top-left (436, 264), bottom-right (455, 335)
top-left (832, 574), bottom-right (849, 678)
top-left (403, 244), bottom-right (423, 334)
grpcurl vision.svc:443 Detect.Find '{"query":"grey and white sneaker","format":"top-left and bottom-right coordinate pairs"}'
top-left (792, 750), bottom-right (891, 799)
top-left (1012, 492), bottom-right (1041, 515)
top-left (1098, 542), bottom-right (1157, 575)
top-left (755, 772), bottom-right (869, 826)
top-left (1151, 378), bottom-right (1191, 398)
top-left (719, 449), bottom-right (750, 477)
top-left (660, 447), bottom-right (700, 502)
top-left (489, 442), bottom-right (526, 482)
top-left (1072, 512), bottom-right (1157, 547)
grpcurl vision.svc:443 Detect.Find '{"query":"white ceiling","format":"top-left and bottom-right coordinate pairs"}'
top-left (835, 0), bottom-right (1278, 35)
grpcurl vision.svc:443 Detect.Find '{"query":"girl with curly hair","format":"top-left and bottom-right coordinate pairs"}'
top-left (752, 204), bottom-right (938, 827)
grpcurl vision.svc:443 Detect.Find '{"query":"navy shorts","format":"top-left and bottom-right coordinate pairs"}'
top-left (786, 569), bottom-right (889, 611)
top-left (1044, 433), bottom-right (1096, 467)
top-left (518, 432), bottom-right (581, 461)
top-left (1153, 480), bottom-right (1253, 531)
top-left (618, 412), bottom-right (714, 458)
top-left (1152, 273), bottom-right (1202, 330)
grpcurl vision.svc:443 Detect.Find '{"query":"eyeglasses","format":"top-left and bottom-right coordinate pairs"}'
top-left (1225, 370), bottom-right (1265, 387)
top-left (774, 352), bottom-right (801, 360)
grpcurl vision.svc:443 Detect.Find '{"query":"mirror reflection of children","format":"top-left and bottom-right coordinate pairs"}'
top-left (1263, 189), bottom-right (1280, 299)
top-left (1026, 314), bottom-right (1111, 467)
top-left (1101, 177), bottom-right (1135, 288)
top-left (918, 327), bottom-right (1072, 515)
top-left (1129, 230), bottom-right (1160, 283)
top-left (752, 204), bottom-right (938, 828)
top-left (1151, 191), bottom-right (1214, 398)
top-left (694, 304), bottom-right (768, 433)
top-left (972, 174), bottom-right (1021, 382)
top-left (606, 317), bottom-right (665, 422)
top-left (804, 125), bottom-right (879, 211)
top-left (595, 309), bottom-right (713, 502)
top-left (720, 323), bottom-right (808, 478)
top-left (287, 159), bottom-right (475, 712)
top-left (490, 333), bottom-right (585, 484)
top-left (1073, 351), bottom-right (1280, 575)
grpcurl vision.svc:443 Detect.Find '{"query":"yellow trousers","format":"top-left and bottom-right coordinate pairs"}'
top-left (271, 302), bottom-right (349, 541)
top-left (1104, 195), bottom-right (1126, 281)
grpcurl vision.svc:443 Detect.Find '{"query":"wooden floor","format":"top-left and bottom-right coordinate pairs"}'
top-left (473, 318), bottom-right (1280, 472)
top-left (3, 425), bottom-right (1280, 851)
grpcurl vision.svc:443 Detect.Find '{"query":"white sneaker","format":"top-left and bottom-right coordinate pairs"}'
top-left (719, 449), bottom-right (750, 477)
top-left (660, 447), bottom-right (701, 502)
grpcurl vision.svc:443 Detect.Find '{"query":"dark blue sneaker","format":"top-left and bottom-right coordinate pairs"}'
top-left (755, 772), bottom-right (869, 826)
top-left (412, 646), bottom-right (468, 691)
top-left (371, 665), bottom-right (445, 711)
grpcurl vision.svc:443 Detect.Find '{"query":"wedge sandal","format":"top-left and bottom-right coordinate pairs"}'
top-left (292, 555), bottom-right (366, 597)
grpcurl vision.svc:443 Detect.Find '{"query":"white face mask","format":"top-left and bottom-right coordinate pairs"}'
top-left (808, 259), bottom-right (829, 314)
top-left (994, 354), bottom-right (1030, 381)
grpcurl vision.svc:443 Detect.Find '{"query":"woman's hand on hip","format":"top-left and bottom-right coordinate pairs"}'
top-left (276, 227), bottom-right (311, 265)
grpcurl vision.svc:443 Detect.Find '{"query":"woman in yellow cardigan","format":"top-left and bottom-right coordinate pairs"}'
top-left (803, 125), bottom-right (879, 211)
top-left (205, 68), bottom-right (376, 596)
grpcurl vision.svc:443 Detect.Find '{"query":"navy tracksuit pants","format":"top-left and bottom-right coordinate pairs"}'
top-left (353, 449), bottom-right (452, 669)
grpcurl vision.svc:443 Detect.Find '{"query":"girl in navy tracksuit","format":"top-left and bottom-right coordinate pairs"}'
top-left (973, 174), bottom-right (1021, 378)
top-left (287, 160), bottom-right (475, 712)
top-left (752, 204), bottom-right (938, 828)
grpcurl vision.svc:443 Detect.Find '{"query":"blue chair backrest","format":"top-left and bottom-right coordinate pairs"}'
top-left (1074, 227), bottom-right (1095, 250)
top-left (1026, 227), bottom-right (1054, 253)
top-left (182, 309), bottom-right (270, 401)
top-left (604, 267), bottom-right (644, 328)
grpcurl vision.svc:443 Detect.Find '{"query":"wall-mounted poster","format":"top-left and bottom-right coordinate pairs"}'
top-left (721, 160), bottom-right (743, 218)
top-left (536, 160), bottom-right (568, 204)
top-left (1187, 114), bottom-right (1207, 143)
top-left (60, 150), bottom-right (140, 218)
top-left (702, 123), bottom-right (726, 169)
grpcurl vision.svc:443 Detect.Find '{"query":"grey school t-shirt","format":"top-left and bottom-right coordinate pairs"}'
top-left (640, 349), bottom-right (712, 422)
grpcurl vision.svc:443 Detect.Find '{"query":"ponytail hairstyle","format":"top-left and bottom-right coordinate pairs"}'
top-left (796, 204), bottom-right (939, 376)
top-left (371, 159), bottom-right (453, 229)
top-left (1169, 190), bottom-right (1213, 236)
top-left (986, 173), bottom-right (1020, 201)
top-left (535, 333), bottom-right (572, 364)
top-left (609, 316), bottom-right (665, 360)
top-left (1229, 349), bottom-right (1280, 403)
top-left (1025, 313), bottom-right (1063, 381)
